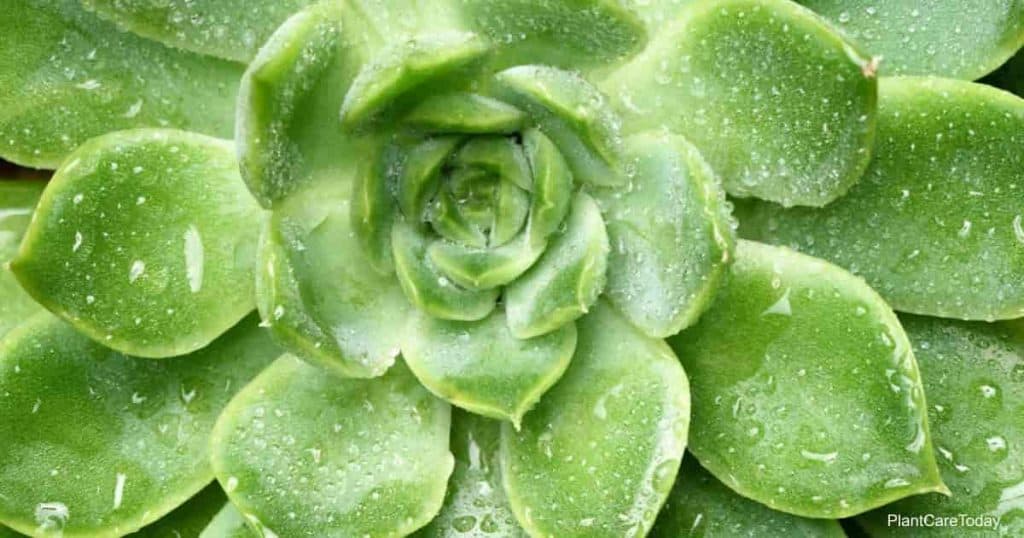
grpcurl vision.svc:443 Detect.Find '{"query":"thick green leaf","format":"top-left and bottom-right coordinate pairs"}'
top-left (506, 192), bottom-right (609, 339)
top-left (601, 0), bottom-right (877, 207)
top-left (458, 0), bottom-right (646, 69)
top-left (79, 0), bottom-right (315, 62)
top-left (11, 129), bottom-right (263, 358)
top-left (403, 308), bottom-right (576, 426)
top-left (798, 0), bottom-right (1024, 79)
top-left (0, 313), bottom-right (279, 538)
top-left (258, 190), bottom-right (409, 379)
top-left (415, 412), bottom-right (526, 537)
top-left (405, 93), bottom-right (526, 135)
top-left (392, 218), bottom-right (500, 321)
top-left (495, 66), bottom-right (624, 187)
top-left (521, 128), bottom-right (573, 245)
top-left (210, 355), bottom-right (454, 538)
top-left (856, 316), bottom-right (1024, 537)
top-left (670, 240), bottom-right (947, 518)
top-left (651, 456), bottom-right (846, 537)
top-left (427, 231), bottom-right (546, 291)
top-left (595, 132), bottom-right (734, 339)
top-left (339, 32), bottom-right (489, 128)
top-left (398, 137), bottom-right (466, 221)
top-left (236, 1), bottom-right (359, 207)
top-left (452, 137), bottom-right (532, 192)
top-left (0, 181), bottom-right (45, 339)
top-left (501, 302), bottom-right (690, 537)
top-left (128, 484), bottom-right (226, 538)
top-left (0, 0), bottom-right (241, 169)
top-left (199, 502), bottom-right (253, 538)
top-left (737, 77), bottom-right (1024, 321)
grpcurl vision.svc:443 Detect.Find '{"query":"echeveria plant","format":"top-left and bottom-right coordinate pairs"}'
top-left (0, 0), bottom-right (1021, 537)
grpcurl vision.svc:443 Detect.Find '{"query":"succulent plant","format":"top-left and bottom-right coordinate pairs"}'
top-left (0, 0), bottom-right (1022, 538)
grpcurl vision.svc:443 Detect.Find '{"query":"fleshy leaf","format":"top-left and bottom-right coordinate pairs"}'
top-left (522, 129), bottom-right (573, 244)
top-left (798, 0), bottom-right (1024, 79)
top-left (0, 0), bottom-right (241, 169)
top-left (602, 0), bottom-right (877, 207)
top-left (669, 240), bottom-right (947, 518)
top-left (0, 181), bottom-right (45, 339)
top-left (495, 66), bottom-right (624, 187)
top-left (501, 301), bottom-right (690, 537)
top-left (210, 355), bottom-right (454, 538)
top-left (398, 137), bottom-right (466, 220)
top-left (856, 316), bottom-right (1024, 537)
top-left (458, 0), bottom-right (646, 68)
top-left (737, 77), bottom-right (1024, 321)
top-left (651, 456), bottom-right (847, 537)
top-left (453, 137), bottom-right (532, 192)
top-left (427, 231), bottom-right (546, 291)
top-left (339, 32), bottom-right (490, 128)
top-left (595, 132), bottom-right (734, 339)
top-left (405, 93), bottom-right (526, 134)
top-left (352, 141), bottom-right (399, 273)
top-left (237, 2), bottom-right (358, 207)
top-left (414, 411), bottom-right (527, 537)
top-left (392, 218), bottom-right (499, 320)
top-left (11, 129), bottom-right (263, 358)
top-left (506, 192), bottom-right (609, 339)
top-left (79, 0), bottom-right (316, 62)
top-left (258, 190), bottom-right (409, 379)
top-left (0, 313), bottom-right (279, 538)
top-left (403, 308), bottom-right (576, 426)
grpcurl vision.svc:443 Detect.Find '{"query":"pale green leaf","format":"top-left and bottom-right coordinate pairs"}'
top-left (403, 308), bottom-right (576, 426)
top-left (0, 0), bottom-right (241, 169)
top-left (414, 411), bottom-right (527, 537)
top-left (857, 316), bottom-right (1024, 537)
top-left (502, 302), bottom-right (689, 537)
top-left (601, 0), bottom-right (877, 207)
top-left (798, 0), bottom-right (1024, 79)
top-left (11, 129), bottom-right (263, 358)
top-left (737, 77), bottom-right (1024, 321)
top-left (596, 131), bottom-right (734, 338)
top-left (199, 502), bottom-right (253, 538)
top-left (210, 356), bottom-right (453, 538)
top-left (79, 0), bottom-right (316, 63)
top-left (506, 192), bottom-right (609, 339)
top-left (651, 456), bottom-right (847, 538)
top-left (405, 93), bottom-right (526, 135)
top-left (0, 313), bottom-right (279, 538)
top-left (670, 240), bottom-right (947, 518)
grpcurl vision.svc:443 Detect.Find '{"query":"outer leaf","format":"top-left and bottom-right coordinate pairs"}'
top-left (501, 301), bottom-right (690, 537)
top-left (457, 0), bottom-right (647, 69)
top-left (506, 192), bottom-right (609, 339)
top-left (210, 356), bottom-right (454, 538)
top-left (11, 129), bottom-right (263, 358)
top-left (595, 132), bottom-right (734, 339)
top-left (236, 1), bottom-right (358, 207)
top-left (258, 192), bottom-right (409, 379)
top-left (601, 0), bottom-right (877, 207)
top-left (856, 316), bottom-right (1024, 537)
top-left (414, 411), bottom-right (528, 537)
top-left (651, 456), bottom-right (846, 537)
top-left (402, 308), bottom-right (576, 426)
top-left (0, 0), bottom-right (241, 169)
top-left (798, 0), bottom-right (1024, 80)
top-left (392, 218), bottom-right (500, 321)
top-left (79, 0), bottom-right (315, 63)
top-left (0, 313), bottom-right (279, 538)
top-left (495, 66), bottom-right (625, 187)
top-left (0, 181), bottom-right (45, 339)
top-left (670, 240), bottom-right (947, 518)
top-left (737, 77), bottom-right (1024, 321)
top-left (405, 93), bottom-right (526, 134)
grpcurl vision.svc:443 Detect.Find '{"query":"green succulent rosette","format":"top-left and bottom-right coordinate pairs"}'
top-left (1, 0), bottom-right (1021, 537)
